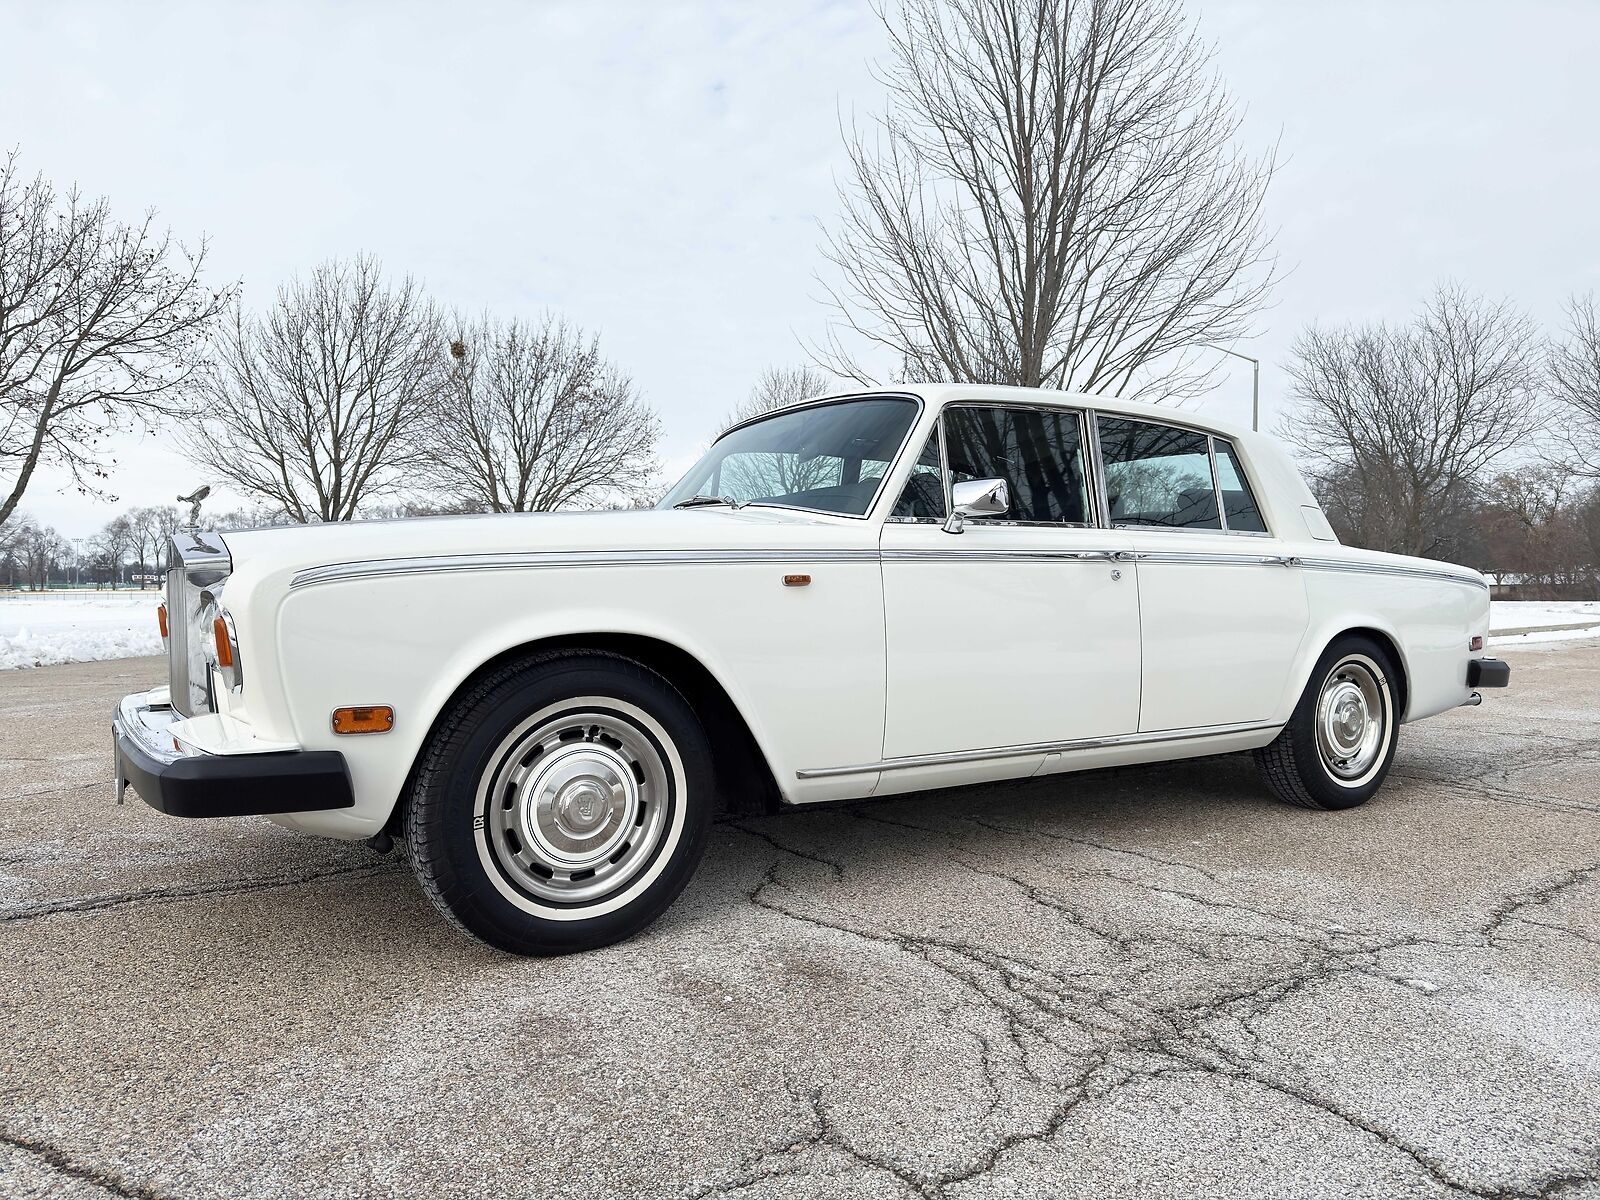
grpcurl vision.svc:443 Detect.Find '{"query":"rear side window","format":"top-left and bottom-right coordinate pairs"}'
top-left (1213, 440), bottom-right (1267, 533)
top-left (1097, 418), bottom-right (1221, 530)
top-left (943, 406), bottom-right (1091, 525)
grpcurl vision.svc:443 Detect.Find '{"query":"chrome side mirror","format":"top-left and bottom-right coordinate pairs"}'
top-left (943, 477), bottom-right (1010, 534)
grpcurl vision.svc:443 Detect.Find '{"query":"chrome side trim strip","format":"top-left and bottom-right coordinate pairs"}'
top-left (1121, 551), bottom-right (1294, 567)
top-left (290, 548), bottom-right (881, 589)
top-left (881, 548), bottom-right (1118, 563)
top-left (1297, 556), bottom-right (1487, 590)
top-left (289, 545), bottom-right (1487, 591)
top-left (795, 719), bottom-right (1283, 779)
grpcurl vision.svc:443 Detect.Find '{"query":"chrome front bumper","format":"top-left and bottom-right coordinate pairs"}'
top-left (112, 688), bottom-right (354, 818)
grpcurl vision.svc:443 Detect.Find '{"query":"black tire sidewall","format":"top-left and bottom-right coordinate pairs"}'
top-left (1285, 636), bottom-right (1401, 810)
top-left (412, 655), bottom-right (713, 954)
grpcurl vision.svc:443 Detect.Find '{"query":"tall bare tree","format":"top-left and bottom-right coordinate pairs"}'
top-left (710, 366), bottom-right (839, 501)
top-left (816, 0), bottom-right (1277, 398)
top-left (127, 503), bottom-right (181, 585)
top-left (1283, 285), bottom-right (1541, 559)
top-left (1548, 292), bottom-right (1600, 479)
top-left (4, 517), bottom-right (68, 590)
top-left (413, 314), bottom-right (659, 512)
top-left (0, 152), bottom-right (226, 525)
top-left (721, 365), bottom-right (834, 431)
top-left (181, 256), bottom-right (444, 522)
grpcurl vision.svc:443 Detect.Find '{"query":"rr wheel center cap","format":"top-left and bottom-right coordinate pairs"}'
top-left (520, 744), bottom-right (638, 868)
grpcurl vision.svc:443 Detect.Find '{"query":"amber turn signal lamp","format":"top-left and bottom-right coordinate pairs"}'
top-left (332, 706), bottom-right (395, 735)
top-left (212, 616), bottom-right (234, 667)
top-left (782, 574), bottom-right (811, 587)
top-left (157, 604), bottom-right (169, 639)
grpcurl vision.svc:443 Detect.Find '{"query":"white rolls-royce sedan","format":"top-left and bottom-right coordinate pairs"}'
top-left (113, 384), bottom-right (1508, 953)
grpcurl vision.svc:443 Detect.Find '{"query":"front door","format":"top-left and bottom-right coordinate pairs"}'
top-left (880, 404), bottom-right (1141, 760)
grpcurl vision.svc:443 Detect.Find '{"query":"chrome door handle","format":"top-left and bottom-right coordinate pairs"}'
top-left (1111, 550), bottom-right (1145, 561)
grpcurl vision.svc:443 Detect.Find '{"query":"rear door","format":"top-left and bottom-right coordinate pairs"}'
top-left (1095, 416), bottom-right (1308, 732)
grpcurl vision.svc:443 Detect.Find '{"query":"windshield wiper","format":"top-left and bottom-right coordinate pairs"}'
top-left (672, 495), bottom-right (743, 509)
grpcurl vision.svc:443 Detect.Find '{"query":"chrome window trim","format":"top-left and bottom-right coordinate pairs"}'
top-left (1092, 411), bottom-right (1277, 538)
top-left (676, 392), bottom-right (926, 524)
top-left (1207, 435), bottom-right (1229, 533)
top-left (796, 718), bottom-right (1285, 779)
top-left (1211, 435), bottom-right (1274, 538)
top-left (1085, 409), bottom-right (1112, 530)
top-left (939, 400), bottom-right (1097, 529)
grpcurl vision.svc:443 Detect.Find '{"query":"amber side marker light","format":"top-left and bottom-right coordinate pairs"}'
top-left (156, 604), bottom-right (169, 640)
top-left (212, 617), bottom-right (234, 668)
top-left (332, 706), bottom-right (395, 735)
top-left (783, 574), bottom-right (811, 587)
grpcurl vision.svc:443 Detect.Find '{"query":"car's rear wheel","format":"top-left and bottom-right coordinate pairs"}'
top-left (1254, 635), bottom-right (1400, 811)
top-left (406, 651), bottom-right (713, 954)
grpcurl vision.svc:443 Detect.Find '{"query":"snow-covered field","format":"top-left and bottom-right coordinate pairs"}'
top-left (1, 590), bottom-right (1597, 671)
top-left (1488, 600), bottom-right (1600, 646)
top-left (0, 591), bottom-right (163, 670)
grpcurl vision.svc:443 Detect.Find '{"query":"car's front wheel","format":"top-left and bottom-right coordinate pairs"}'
top-left (406, 651), bottom-right (713, 954)
top-left (1254, 635), bottom-right (1401, 811)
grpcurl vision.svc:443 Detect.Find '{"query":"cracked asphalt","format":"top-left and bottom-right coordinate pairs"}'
top-left (1, 643), bottom-right (1597, 1200)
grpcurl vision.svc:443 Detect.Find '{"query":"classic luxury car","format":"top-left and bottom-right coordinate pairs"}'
top-left (113, 384), bottom-right (1509, 953)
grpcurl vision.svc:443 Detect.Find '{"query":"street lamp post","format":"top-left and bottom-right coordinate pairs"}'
top-left (1204, 345), bottom-right (1260, 432)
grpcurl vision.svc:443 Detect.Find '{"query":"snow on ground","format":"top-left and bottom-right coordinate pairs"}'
top-left (1489, 600), bottom-right (1600, 647)
top-left (0, 591), bottom-right (163, 670)
top-left (1488, 600), bottom-right (1600, 631)
top-left (1, 591), bottom-right (1597, 670)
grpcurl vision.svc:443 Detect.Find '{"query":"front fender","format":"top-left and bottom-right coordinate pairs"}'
top-left (262, 561), bottom-right (886, 838)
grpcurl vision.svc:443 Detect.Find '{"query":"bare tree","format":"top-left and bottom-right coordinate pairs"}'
top-left (6, 517), bottom-right (68, 590)
top-left (1548, 292), bottom-right (1600, 479)
top-left (413, 314), bottom-right (659, 512)
top-left (1282, 285), bottom-right (1541, 559)
top-left (720, 365), bottom-right (834, 431)
top-left (181, 256), bottom-right (444, 523)
top-left (816, 0), bottom-right (1277, 398)
top-left (127, 504), bottom-right (181, 585)
top-left (0, 152), bottom-right (226, 525)
top-left (709, 366), bottom-right (840, 501)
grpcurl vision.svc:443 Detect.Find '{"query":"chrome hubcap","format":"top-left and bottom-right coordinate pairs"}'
top-left (1315, 656), bottom-right (1388, 783)
top-left (483, 708), bottom-right (671, 904)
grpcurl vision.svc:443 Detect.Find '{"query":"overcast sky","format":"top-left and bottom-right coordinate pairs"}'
top-left (6, 0), bottom-right (1599, 537)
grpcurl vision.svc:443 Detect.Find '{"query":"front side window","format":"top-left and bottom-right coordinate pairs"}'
top-left (1097, 417), bottom-right (1221, 530)
top-left (661, 397), bottom-right (919, 517)
top-left (1213, 439), bottom-right (1268, 532)
top-left (890, 429), bottom-right (947, 521)
top-left (942, 406), bottom-right (1091, 525)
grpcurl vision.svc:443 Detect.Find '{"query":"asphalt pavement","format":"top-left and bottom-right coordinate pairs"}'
top-left (1, 643), bottom-right (1597, 1199)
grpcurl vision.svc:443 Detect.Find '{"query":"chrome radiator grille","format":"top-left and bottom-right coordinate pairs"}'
top-left (165, 532), bottom-right (232, 717)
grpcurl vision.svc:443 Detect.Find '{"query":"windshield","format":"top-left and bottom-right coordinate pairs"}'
top-left (660, 397), bottom-right (920, 516)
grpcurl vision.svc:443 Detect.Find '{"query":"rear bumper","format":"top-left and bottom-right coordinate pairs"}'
top-left (112, 691), bottom-right (353, 818)
top-left (1467, 657), bottom-right (1511, 689)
